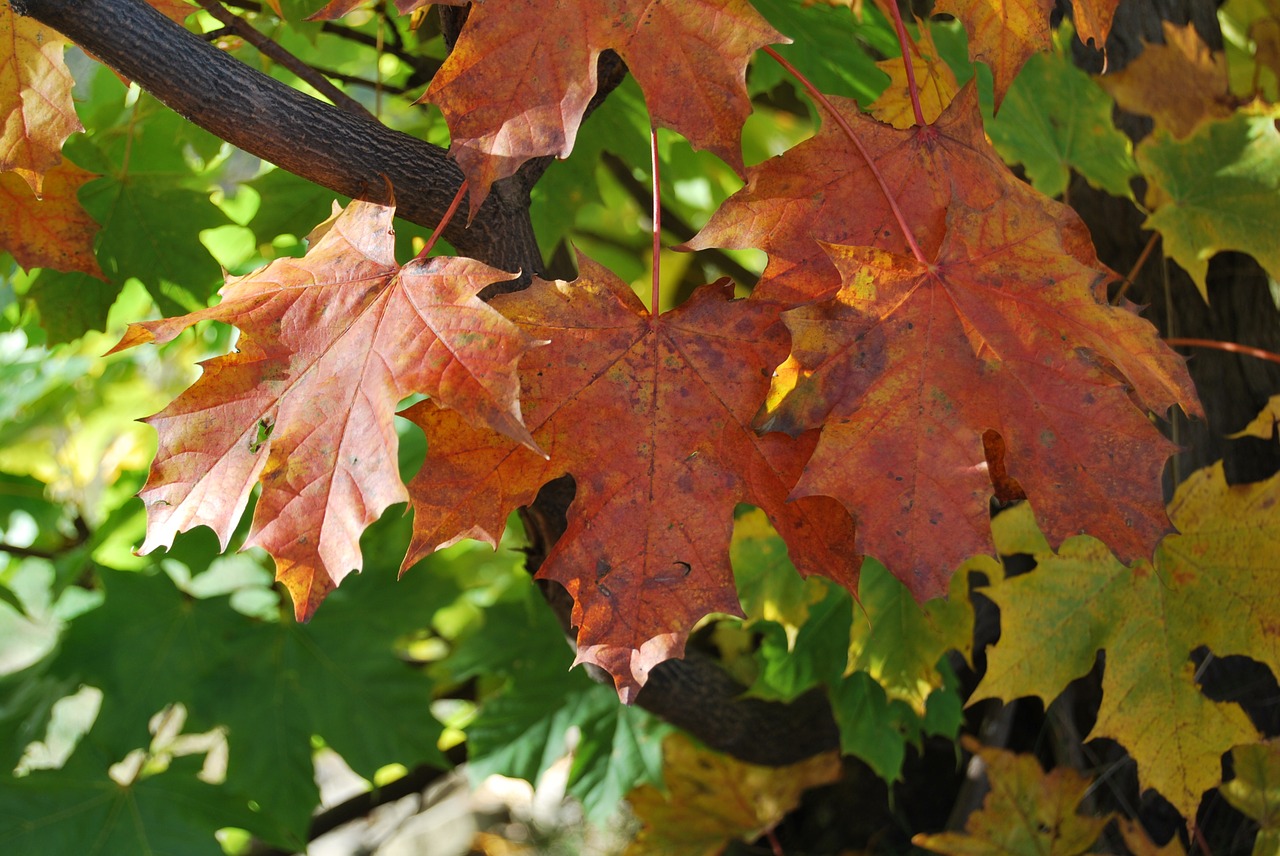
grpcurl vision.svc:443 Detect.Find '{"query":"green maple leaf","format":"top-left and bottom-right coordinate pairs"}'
top-left (1139, 112), bottom-right (1280, 299)
top-left (987, 48), bottom-right (1137, 199)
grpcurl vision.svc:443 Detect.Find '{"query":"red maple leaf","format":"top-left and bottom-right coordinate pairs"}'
top-left (421, 0), bottom-right (786, 209)
top-left (401, 256), bottom-right (858, 700)
top-left (686, 85), bottom-right (1043, 303)
top-left (757, 197), bottom-right (1201, 597)
top-left (112, 200), bottom-right (541, 619)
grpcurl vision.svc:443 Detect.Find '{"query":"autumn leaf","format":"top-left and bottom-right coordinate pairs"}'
top-left (688, 85), bottom-right (1047, 303)
top-left (755, 195), bottom-right (1198, 596)
top-left (870, 19), bottom-right (959, 128)
top-left (421, 0), bottom-right (786, 209)
top-left (1072, 0), bottom-right (1121, 52)
top-left (1138, 113), bottom-right (1280, 299)
top-left (974, 459), bottom-right (1280, 818)
top-left (1221, 741), bottom-right (1280, 856)
top-left (113, 199), bottom-right (540, 620)
top-left (0, 3), bottom-right (82, 194)
top-left (913, 738), bottom-right (1108, 856)
top-left (0, 161), bottom-right (103, 279)
top-left (624, 732), bottom-right (841, 856)
top-left (402, 256), bottom-right (859, 700)
top-left (1098, 22), bottom-right (1238, 140)
top-left (933, 0), bottom-right (1055, 108)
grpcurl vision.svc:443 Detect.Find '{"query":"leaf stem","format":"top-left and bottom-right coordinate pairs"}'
top-left (762, 46), bottom-right (927, 265)
top-left (884, 0), bottom-right (927, 128)
top-left (651, 126), bottom-right (663, 318)
top-left (415, 179), bottom-right (469, 261)
top-left (1111, 232), bottom-right (1160, 304)
top-left (1165, 337), bottom-right (1280, 366)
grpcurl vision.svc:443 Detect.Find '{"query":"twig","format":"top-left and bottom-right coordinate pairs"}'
top-left (1112, 232), bottom-right (1160, 304)
top-left (194, 0), bottom-right (374, 118)
top-left (1165, 337), bottom-right (1280, 365)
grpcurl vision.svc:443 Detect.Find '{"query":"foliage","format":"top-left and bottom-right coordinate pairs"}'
top-left (0, 0), bottom-right (1278, 852)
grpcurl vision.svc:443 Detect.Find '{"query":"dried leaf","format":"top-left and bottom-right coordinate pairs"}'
top-left (422, 0), bottom-right (786, 209)
top-left (0, 162), bottom-right (103, 279)
top-left (756, 196), bottom-right (1198, 596)
top-left (0, 5), bottom-right (82, 194)
top-left (114, 199), bottom-right (538, 619)
top-left (933, 0), bottom-right (1055, 108)
top-left (402, 256), bottom-right (859, 699)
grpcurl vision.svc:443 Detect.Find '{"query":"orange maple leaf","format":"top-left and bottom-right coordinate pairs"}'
top-left (0, 161), bottom-right (104, 279)
top-left (757, 197), bottom-right (1201, 597)
top-left (113, 199), bottom-right (541, 619)
top-left (933, 0), bottom-right (1055, 108)
top-left (1072, 0), bottom-right (1121, 53)
top-left (401, 256), bottom-right (859, 700)
top-left (687, 85), bottom-right (1039, 303)
top-left (421, 0), bottom-right (786, 210)
top-left (0, 4), bottom-right (82, 194)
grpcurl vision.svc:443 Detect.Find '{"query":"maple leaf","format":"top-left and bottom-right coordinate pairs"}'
top-left (974, 458), bottom-right (1280, 818)
top-left (986, 48), bottom-right (1138, 200)
top-left (913, 738), bottom-right (1109, 856)
top-left (0, 161), bottom-right (104, 279)
top-left (421, 0), bottom-right (786, 210)
top-left (755, 195), bottom-right (1199, 596)
top-left (624, 732), bottom-right (842, 856)
top-left (933, 0), bottom-right (1055, 108)
top-left (686, 85), bottom-right (1050, 303)
top-left (1071, 0), bottom-right (1120, 53)
top-left (1138, 113), bottom-right (1280, 299)
top-left (401, 255), bottom-right (859, 700)
top-left (870, 20), bottom-right (959, 128)
top-left (1220, 741), bottom-right (1280, 855)
top-left (113, 199), bottom-right (540, 620)
top-left (1099, 23), bottom-right (1238, 140)
top-left (0, 4), bottom-right (82, 194)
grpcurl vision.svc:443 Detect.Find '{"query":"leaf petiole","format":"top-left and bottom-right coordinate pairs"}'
top-left (761, 46), bottom-right (928, 266)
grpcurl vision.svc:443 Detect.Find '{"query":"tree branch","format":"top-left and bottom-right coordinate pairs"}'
top-left (13, 0), bottom-right (543, 277)
top-left (193, 0), bottom-right (373, 118)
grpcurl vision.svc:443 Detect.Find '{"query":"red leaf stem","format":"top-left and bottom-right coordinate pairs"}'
top-left (651, 126), bottom-right (663, 319)
top-left (884, 0), bottom-right (927, 128)
top-left (414, 178), bottom-right (469, 262)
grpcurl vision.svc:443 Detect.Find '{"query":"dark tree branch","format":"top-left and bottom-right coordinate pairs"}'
top-left (13, 0), bottom-right (543, 277)
top-left (194, 0), bottom-right (373, 118)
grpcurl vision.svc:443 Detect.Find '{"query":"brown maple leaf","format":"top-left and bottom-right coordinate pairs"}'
top-left (933, 0), bottom-right (1054, 108)
top-left (420, 0), bottom-right (786, 210)
top-left (757, 197), bottom-right (1201, 598)
top-left (0, 161), bottom-right (104, 279)
top-left (0, 5), bottom-right (82, 195)
top-left (686, 85), bottom-right (1043, 303)
top-left (1099, 22), bottom-right (1238, 139)
top-left (401, 255), bottom-right (859, 701)
top-left (113, 199), bottom-right (540, 619)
